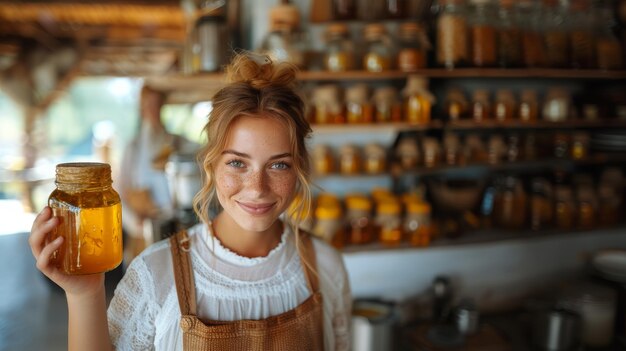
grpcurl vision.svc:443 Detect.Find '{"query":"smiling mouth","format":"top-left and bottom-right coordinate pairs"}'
top-left (237, 201), bottom-right (276, 215)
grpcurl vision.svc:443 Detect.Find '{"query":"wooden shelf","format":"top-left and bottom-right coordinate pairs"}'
top-left (446, 119), bottom-right (626, 130)
top-left (311, 121), bottom-right (444, 134)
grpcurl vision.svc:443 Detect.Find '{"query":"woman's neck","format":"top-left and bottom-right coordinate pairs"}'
top-left (211, 213), bottom-right (284, 258)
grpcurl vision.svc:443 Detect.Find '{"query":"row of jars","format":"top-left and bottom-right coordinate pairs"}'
top-left (436, 0), bottom-right (624, 70)
top-left (313, 143), bottom-right (388, 175)
top-left (443, 87), bottom-right (574, 123)
top-left (394, 131), bottom-right (591, 169)
top-left (483, 169), bottom-right (624, 231)
top-left (304, 190), bottom-right (434, 248)
top-left (310, 76), bottom-right (435, 125)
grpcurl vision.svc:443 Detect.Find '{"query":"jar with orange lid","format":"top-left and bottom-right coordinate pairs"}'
top-left (364, 143), bottom-right (387, 174)
top-left (345, 194), bottom-right (375, 245)
top-left (519, 89), bottom-right (539, 122)
top-left (397, 22), bottom-right (430, 71)
top-left (313, 144), bottom-right (335, 175)
top-left (471, 89), bottom-right (491, 122)
top-left (402, 75), bottom-right (435, 125)
top-left (339, 144), bottom-right (361, 174)
top-left (313, 195), bottom-right (345, 247)
top-left (494, 89), bottom-right (516, 122)
top-left (468, 0), bottom-right (497, 67)
top-left (404, 199), bottom-right (433, 247)
top-left (346, 84), bottom-right (373, 124)
top-left (363, 23), bottom-right (394, 72)
top-left (375, 198), bottom-right (403, 245)
top-left (48, 162), bottom-right (123, 275)
top-left (373, 86), bottom-right (402, 122)
top-left (324, 23), bottom-right (355, 72)
top-left (312, 84), bottom-right (345, 124)
top-left (437, 0), bottom-right (469, 68)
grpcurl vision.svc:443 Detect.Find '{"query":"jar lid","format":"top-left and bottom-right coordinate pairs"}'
top-left (326, 23), bottom-right (349, 36)
top-left (377, 198), bottom-right (401, 214)
top-left (398, 22), bottom-right (422, 35)
top-left (316, 192), bottom-right (340, 206)
top-left (269, 3), bottom-right (300, 31)
top-left (345, 194), bottom-right (373, 211)
top-left (345, 84), bottom-right (369, 103)
top-left (371, 187), bottom-right (394, 202)
top-left (373, 87), bottom-right (398, 104)
top-left (364, 143), bottom-right (386, 156)
top-left (407, 200), bottom-right (431, 214)
top-left (315, 203), bottom-right (342, 219)
top-left (363, 23), bottom-right (387, 40)
top-left (55, 162), bottom-right (112, 186)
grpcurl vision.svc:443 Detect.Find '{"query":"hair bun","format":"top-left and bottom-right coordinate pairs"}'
top-left (225, 53), bottom-right (298, 89)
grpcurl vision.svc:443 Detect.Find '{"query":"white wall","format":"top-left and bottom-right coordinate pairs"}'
top-left (343, 228), bottom-right (626, 312)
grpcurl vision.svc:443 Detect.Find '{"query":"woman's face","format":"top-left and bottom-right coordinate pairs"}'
top-left (214, 115), bottom-right (297, 233)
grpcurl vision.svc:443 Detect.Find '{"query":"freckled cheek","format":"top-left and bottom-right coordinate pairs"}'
top-left (269, 173), bottom-right (297, 198)
top-left (216, 171), bottom-right (243, 197)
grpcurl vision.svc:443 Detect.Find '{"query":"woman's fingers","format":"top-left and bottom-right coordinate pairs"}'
top-left (35, 236), bottom-right (63, 273)
top-left (29, 207), bottom-right (59, 258)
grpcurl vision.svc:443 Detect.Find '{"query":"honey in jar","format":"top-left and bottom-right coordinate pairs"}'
top-left (363, 24), bottom-right (393, 72)
top-left (48, 163), bottom-right (122, 275)
top-left (402, 75), bottom-right (435, 125)
top-left (345, 194), bottom-right (375, 245)
top-left (376, 198), bottom-right (403, 245)
top-left (404, 199), bottom-right (432, 247)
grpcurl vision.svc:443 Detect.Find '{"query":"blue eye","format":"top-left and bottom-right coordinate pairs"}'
top-left (227, 159), bottom-right (245, 168)
top-left (271, 162), bottom-right (290, 170)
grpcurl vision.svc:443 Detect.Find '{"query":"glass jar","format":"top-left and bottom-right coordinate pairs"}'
top-left (595, 7), bottom-right (624, 70)
top-left (339, 144), bottom-right (361, 175)
top-left (324, 23), bottom-right (355, 72)
top-left (313, 144), bottom-right (335, 175)
top-left (364, 143), bottom-right (387, 174)
top-left (554, 185), bottom-right (575, 230)
top-left (553, 132), bottom-right (570, 159)
top-left (597, 185), bottom-right (620, 226)
top-left (437, 0), bottom-right (469, 68)
top-left (376, 198), bottom-right (404, 245)
top-left (569, 1), bottom-right (595, 69)
top-left (444, 133), bottom-right (462, 166)
top-left (402, 75), bottom-right (435, 125)
top-left (395, 137), bottom-right (421, 170)
top-left (373, 87), bottom-right (402, 122)
top-left (488, 135), bottom-right (506, 164)
top-left (444, 88), bottom-right (469, 122)
top-left (259, 4), bottom-right (306, 67)
top-left (519, 89), bottom-right (539, 122)
top-left (469, 0), bottom-right (497, 67)
top-left (345, 194), bottom-right (375, 245)
top-left (543, 0), bottom-right (570, 68)
top-left (397, 22), bottom-right (430, 71)
top-left (518, 0), bottom-right (546, 67)
top-left (313, 195), bottom-right (345, 247)
top-left (493, 175), bottom-right (527, 230)
top-left (529, 177), bottom-right (553, 231)
top-left (542, 88), bottom-right (571, 122)
top-left (405, 199), bottom-right (433, 247)
top-left (386, 0), bottom-right (408, 19)
top-left (571, 132), bottom-right (590, 160)
top-left (505, 134), bottom-right (521, 162)
top-left (465, 134), bottom-right (488, 163)
top-left (346, 84), bottom-right (373, 124)
top-left (48, 163), bottom-right (122, 275)
top-left (494, 89), bottom-right (516, 122)
top-left (363, 24), bottom-right (394, 72)
top-left (333, 0), bottom-right (357, 20)
top-left (422, 137), bottom-right (442, 168)
top-left (496, 0), bottom-right (522, 67)
top-left (576, 185), bottom-right (597, 230)
top-left (472, 89), bottom-right (491, 122)
top-left (312, 84), bottom-right (345, 124)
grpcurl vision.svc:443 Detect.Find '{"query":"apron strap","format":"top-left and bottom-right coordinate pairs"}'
top-left (297, 230), bottom-right (320, 293)
top-left (169, 230), bottom-right (197, 316)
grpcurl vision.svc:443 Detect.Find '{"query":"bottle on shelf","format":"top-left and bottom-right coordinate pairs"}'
top-left (468, 0), bottom-right (497, 67)
top-left (313, 144), bottom-right (335, 175)
top-left (363, 23), bottom-right (395, 72)
top-left (576, 184), bottom-right (597, 230)
top-left (397, 22), bottom-right (430, 71)
top-left (436, 0), bottom-right (469, 69)
top-left (395, 136), bottom-right (421, 170)
top-left (423, 137), bottom-right (442, 168)
top-left (324, 23), bottom-right (356, 72)
top-left (554, 185), bottom-right (575, 230)
top-left (402, 75), bottom-right (435, 125)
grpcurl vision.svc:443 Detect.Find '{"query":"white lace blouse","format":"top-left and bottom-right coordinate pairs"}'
top-left (107, 223), bottom-right (352, 351)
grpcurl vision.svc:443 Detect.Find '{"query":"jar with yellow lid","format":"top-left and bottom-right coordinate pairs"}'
top-left (324, 23), bottom-right (355, 72)
top-left (402, 76), bottom-right (435, 125)
top-left (313, 195), bottom-right (345, 247)
top-left (48, 163), bottom-right (122, 275)
top-left (339, 144), bottom-right (361, 175)
top-left (371, 187), bottom-right (394, 203)
top-left (345, 194), bottom-right (375, 245)
top-left (376, 198), bottom-right (403, 245)
top-left (346, 84), bottom-right (373, 124)
top-left (404, 199), bottom-right (432, 247)
top-left (313, 144), bottom-right (335, 175)
top-left (363, 143), bottom-right (387, 174)
top-left (363, 23), bottom-right (394, 72)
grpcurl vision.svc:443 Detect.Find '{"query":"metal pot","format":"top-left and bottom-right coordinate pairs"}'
top-left (352, 300), bottom-right (395, 351)
top-left (531, 309), bottom-right (581, 351)
top-left (165, 153), bottom-right (201, 210)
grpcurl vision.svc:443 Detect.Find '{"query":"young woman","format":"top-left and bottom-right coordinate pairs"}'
top-left (29, 54), bottom-right (351, 350)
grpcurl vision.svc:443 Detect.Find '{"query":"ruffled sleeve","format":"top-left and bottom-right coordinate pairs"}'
top-left (107, 257), bottom-right (159, 351)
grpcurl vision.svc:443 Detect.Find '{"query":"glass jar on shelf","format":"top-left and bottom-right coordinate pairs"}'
top-left (311, 84), bottom-right (345, 124)
top-left (505, 134), bottom-right (521, 162)
top-left (402, 75), bottom-right (435, 125)
top-left (422, 137), bottom-right (442, 168)
top-left (364, 143), bottom-right (387, 174)
top-left (395, 136), bottom-right (421, 170)
top-left (444, 133), bottom-right (462, 166)
top-left (333, 0), bottom-right (357, 20)
top-left (345, 84), bottom-right (373, 124)
top-left (324, 23), bottom-right (355, 72)
top-left (345, 194), bottom-right (375, 245)
top-left (472, 89), bottom-right (491, 122)
top-left (258, 3), bottom-right (306, 67)
top-left (519, 89), bottom-right (539, 122)
top-left (571, 132), bottom-right (590, 160)
top-left (313, 195), bottom-right (345, 248)
top-left (553, 132), bottom-right (570, 159)
top-left (444, 87), bottom-right (470, 122)
top-left (518, 0), bottom-right (546, 67)
top-left (468, 0), bottom-right (497, 67)
top-left (363, 23), bottom-right (395, 72)
top-left (542, 87), bottom-right (571, 122)
top-left (373, 86), bottom-right (402, 122)
top-left (597, 185), bottom-right (620, 226)
top-left (554, 185), bottom-right (575, 230)
top-left (569, 0), bottom-right (595, 69)
top-left (488, 135), bottom-right (506, 164)
top-left (496, 0), bottom-right (522, 67)
top-left (576, 185), bottom-right (597, 230)
top-left (543, 0), bottom-right (570, 68)
top-left (437, 0), bottom-right (469, 68)
top-left (465, 134), bottom-right (488, 163)
top-left (595, 7), bottom-right (624, 70)
top-left (494, 89), bottom-right (516, 122)
top-left (405, 199), bottom-right (433, 247)
top-left (339, 144), bottom-right (361, 175)
top-left (493, 175), bottom-right (527, 230)
top-left (530, 177), bottom-right (553, 231)
top-left (397, 22), bottom-right (430, 71)
top-left (376, 197), bottom-right (404, 245)
top-left (312, 144), bottom-right (335, 175)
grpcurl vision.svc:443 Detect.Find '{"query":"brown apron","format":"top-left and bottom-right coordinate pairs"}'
top-left (169, 230), bottom-right (325, 351)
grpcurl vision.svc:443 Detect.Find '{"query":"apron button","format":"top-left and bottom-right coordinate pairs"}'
top-left (180, 316), bottom-right (194, 331)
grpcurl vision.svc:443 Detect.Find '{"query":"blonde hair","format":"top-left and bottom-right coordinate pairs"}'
top-left (192, 54), bottom-right (313, 240)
